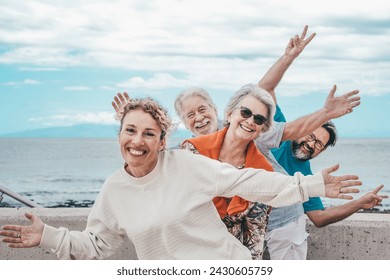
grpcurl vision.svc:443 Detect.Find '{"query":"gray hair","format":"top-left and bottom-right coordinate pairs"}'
top-left (174, 87), bottom-right (217, 122)
top-left (322, 121), bottom-right (338, 148)
top-left (224, 83), bottom-right (275, 133)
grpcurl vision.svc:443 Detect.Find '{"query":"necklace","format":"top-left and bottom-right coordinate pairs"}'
top-left (236, 163), bottom-right (245, 169)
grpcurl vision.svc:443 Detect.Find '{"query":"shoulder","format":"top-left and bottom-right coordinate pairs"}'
top-left (161, 149), bottom-right (221, 183)
top-left (165, 149), bottom-right (221, 168)
top-left (180, 141), bottom-right (199, 154)
top-left (255, 121), bottom-right (286, 148)
top-left (101, 168), bottom-right (126, 191)
top-left (162, 148), bottom-right (201, 163)
top-left (274, 105), bottom-right (286, 122)
top-left (185, 130), bottom-right (219, 144)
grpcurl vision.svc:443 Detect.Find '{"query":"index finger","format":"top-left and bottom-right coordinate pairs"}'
top-left (304, 32), bottom-right (316, 45)
top-left (342, 90), bottom-right (360, 99)
top-left (371, 184), bottom-right (385, 195)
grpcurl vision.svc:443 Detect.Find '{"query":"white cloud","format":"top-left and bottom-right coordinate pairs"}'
top-left (2, 79), bottom-right (40, 86)
top-left (2, 81), bottom-right (18, 86)
top-left (28, 111), bottom-right (117, 126)
top-left (0, 0), bottom-right (389, 96)
top-left (117, 73), bottom-right (191, 90)
top-left (23, 79), bottom-right (40, 84)
top-left (19, 67), bottom-right (61, 71)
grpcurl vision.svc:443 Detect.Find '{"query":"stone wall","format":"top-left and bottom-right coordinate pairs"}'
top-left (0, 208), bottom-right (389, 260)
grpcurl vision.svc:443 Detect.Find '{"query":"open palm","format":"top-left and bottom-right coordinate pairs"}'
top-left (0, 212), bottom-right (44, 248)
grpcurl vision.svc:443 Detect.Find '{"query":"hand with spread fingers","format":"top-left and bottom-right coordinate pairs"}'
top-left (321, 164), bottom-right (362, 199)
top-left (0, 212), bottom-right (44, 248)
top-left (284, 25), bottom-right (316, 60)
top-left (358, 185), bottom-right (388, 209)
top-left (323, 85), bottom-right (361, 119)
top-left (112, 92), bottom-right (131, 120)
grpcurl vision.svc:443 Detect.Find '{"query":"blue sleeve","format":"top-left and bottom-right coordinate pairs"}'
top-left (274, 105), bottom-right (286, 122)
top-left (303, 197), bottom-right (325, 212)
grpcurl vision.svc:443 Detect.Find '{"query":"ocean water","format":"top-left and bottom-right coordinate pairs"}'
top-left (0, 138), bottom-right (122, 207)
top-left (309, 138), bottom-right (390, 210)
top-left (0, 138), bottom-right (389, 210)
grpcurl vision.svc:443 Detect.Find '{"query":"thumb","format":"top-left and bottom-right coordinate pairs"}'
top-left (286, 38), bottom-right (293, 48)
top-left (323, 163), bottom-right (340, 175)
top-left (327, 84), bottom-right (337, 99)
top-left (25, 212), bottom-right (36, 222)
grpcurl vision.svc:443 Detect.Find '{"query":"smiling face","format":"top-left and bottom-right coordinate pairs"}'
top-left (180, 95), bottom-right (218, 136)
top-left (227, 95), bottom-right (269, 142)
top-left (119, 109), bottom-right (166, 177)
top-left (292, 126), bottom-right (330, 161)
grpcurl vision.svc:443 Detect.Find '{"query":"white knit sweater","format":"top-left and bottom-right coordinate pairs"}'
top-left (40, 149), bottom-right (324, 260)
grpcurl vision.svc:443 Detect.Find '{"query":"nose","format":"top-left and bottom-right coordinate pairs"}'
top-left (304, 141), bottom-right (315, 152)
top-left (194, 112), bottom-right (204, 121)
top-left (245, 115), bottom-right (256, 126)
top-left (132, 133), bottom-right (144, 146)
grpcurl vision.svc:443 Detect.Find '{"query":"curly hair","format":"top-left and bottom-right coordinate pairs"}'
top-left (119, 98), bottom-right (172, 140)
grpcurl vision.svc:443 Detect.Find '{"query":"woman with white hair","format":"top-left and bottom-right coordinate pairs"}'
top-left (181, 83), bottom-right (277, 259)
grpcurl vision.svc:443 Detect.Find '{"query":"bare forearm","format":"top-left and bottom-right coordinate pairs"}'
top-left (282, 108), bottom-right (330, 141)
top-left (306, 200), bottom-right (362, 228)
top-left (258, 54), bottom-right (296, 103)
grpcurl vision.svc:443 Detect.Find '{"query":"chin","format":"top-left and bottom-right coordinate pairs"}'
top-left (292, 149), bottom-right (311, 161)
top-left (197, 127), bottom-right (211, 135)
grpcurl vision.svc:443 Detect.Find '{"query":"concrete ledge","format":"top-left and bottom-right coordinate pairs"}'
top-left (0, 208), bottom-right (136, 260)
top-left (306, 213), bottom-right (390, 260)
top-left (1, 208), bottom-right (389, 260)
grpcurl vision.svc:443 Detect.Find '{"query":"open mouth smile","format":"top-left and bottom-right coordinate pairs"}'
top-left (128, 148), bottom-right (145, 156)
top-left (240, 124), bottom-right (255, 133)
top-left (195, 121), bottom-right (210, 129)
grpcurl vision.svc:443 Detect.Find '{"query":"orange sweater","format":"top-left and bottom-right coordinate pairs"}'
top-left (185, 127), bottom-right (274, 218)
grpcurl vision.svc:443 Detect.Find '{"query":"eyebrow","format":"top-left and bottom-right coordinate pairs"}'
top-left (125, 124), bottom-right (159, 132)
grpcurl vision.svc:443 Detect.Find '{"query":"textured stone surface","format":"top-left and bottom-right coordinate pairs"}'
top-left (1, 208), bottom-right (389, 260)
top-left (0, 208), bottom-right (137, 260)
top-left (307, 213), bottom-right (390, 260)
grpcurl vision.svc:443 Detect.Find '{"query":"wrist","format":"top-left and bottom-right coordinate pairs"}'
top-left (282, 53), bottom-right (295, 66)
top-left (319, 107), bottom-right (332, 122)
top-left (349, 199), bottom-right (363, 212)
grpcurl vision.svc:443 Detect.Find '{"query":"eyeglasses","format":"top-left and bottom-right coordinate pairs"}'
top-left (305, 133), bottom-right (325, 150)
top-left (239, 106), bottom-right (267, 126)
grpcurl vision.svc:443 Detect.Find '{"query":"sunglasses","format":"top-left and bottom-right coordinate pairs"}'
top-left (239, 106), bottom-right (267, 126)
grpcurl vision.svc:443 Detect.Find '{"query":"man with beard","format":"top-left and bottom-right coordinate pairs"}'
top-left (258, 26), bottom-right (387, 260)
top-left (265, 105), bottom-right (386, 259)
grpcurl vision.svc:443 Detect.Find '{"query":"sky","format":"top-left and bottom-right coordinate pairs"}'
top-left (0, 0), bottom-right (389, 137)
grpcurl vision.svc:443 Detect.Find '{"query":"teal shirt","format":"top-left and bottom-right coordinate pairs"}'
top-left (271, 105), bottom-right (324, 212)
